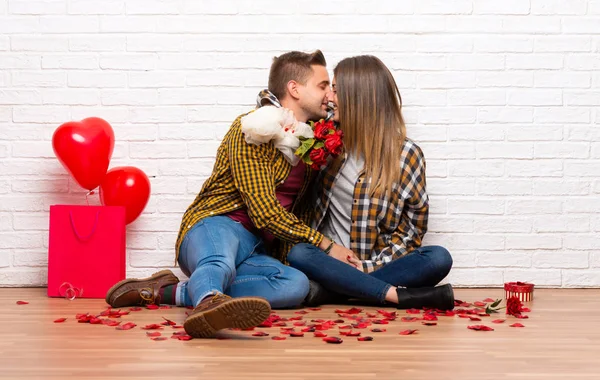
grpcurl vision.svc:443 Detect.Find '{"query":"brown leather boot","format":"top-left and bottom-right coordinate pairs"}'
top-left (183, 293), bottom-right (271, 338)
top-left (105, 270), bottom-right (180, 308)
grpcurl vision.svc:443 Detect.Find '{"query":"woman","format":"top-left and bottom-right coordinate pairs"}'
top-left (286, 55), bottom-right (454, 310)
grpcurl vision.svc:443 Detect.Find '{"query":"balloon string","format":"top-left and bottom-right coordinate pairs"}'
top-left (85, 189), bottom-right (96, 206)
top-left (59, 282), bottom-right (84, 300)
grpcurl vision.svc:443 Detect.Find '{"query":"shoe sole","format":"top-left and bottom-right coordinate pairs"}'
top-left (104, 269), bottom-right (178, 307)
top-left (184, 297), bottom-right (271, 338)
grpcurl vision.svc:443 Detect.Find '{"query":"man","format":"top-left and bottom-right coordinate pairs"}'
top-left (105, 50), bottom-right (354, 338)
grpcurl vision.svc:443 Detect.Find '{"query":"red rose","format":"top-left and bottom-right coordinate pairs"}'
top-left (506, 296), bottom-right (523, 316)
top-left (324, 129), bottom-right (343, 156)
top-left (309, 147), bottom-right (328, 170)
top-left (313, 121), bottom-right (331, 140)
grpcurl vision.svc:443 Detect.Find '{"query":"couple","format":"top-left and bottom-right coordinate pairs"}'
top-left (105, 50), bottom-right (454, 339)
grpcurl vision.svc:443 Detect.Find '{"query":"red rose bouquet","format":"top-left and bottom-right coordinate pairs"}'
top-left (295, 119), bottom-right (343, 170)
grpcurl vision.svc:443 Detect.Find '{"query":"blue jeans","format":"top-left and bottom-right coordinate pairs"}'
top-left (287, 244), bottom-right (453, 304)
top-left (177, 216), bottom-right (309, 308)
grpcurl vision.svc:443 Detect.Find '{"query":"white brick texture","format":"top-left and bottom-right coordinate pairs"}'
top-left (0, 0), bottom-right (599, 287)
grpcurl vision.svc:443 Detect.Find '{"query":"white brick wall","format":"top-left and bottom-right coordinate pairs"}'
top-left (1, 0), bottom-right (599, 288)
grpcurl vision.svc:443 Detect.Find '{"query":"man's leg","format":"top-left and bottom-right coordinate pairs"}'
top-left (104, 216), bottom-right (242, 308)
top-left (369, 246), bottom-right (453, 288)
top-left (177, 216), bottom-right (271, 337)
top-left (177, 216), bottom-right (240, 306)
top-left (226, 252), bottom-right (310, 309)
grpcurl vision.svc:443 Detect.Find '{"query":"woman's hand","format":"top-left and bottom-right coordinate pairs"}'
top-left (329, 244), bottom-right (361, 270)
top-left (346, 255), bottom-right (362, 270)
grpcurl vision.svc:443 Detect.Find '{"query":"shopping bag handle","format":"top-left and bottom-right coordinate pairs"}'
top-left (69, 210), bottom-right (100, 242)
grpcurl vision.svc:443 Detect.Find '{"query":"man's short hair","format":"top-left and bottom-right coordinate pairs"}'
top-left (268, 50), bottom-right (327, 101)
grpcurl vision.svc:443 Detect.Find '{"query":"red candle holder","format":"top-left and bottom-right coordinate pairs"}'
top-left (504, 282), bottom-right (534, 302)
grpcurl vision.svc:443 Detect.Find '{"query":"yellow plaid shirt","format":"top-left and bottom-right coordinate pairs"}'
top-left (175, 113), bottom-right (324, 264)
top-left (312, 139), bottom-right (429, 273)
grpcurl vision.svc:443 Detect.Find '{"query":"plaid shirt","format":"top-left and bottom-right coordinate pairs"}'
top-left (175, 112), bottom-right (324, 264)
top-left (313, 139), bottom-right (429, 273)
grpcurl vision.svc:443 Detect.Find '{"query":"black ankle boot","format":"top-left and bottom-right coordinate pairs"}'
top-left (304, 280), bottom-right (346, 307)
top-left (395, 284), bottom-right (455, 310)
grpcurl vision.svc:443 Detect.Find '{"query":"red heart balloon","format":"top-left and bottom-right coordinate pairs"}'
top-left (52, 117), bottom-right (115, 190)
top-left (100, 166), bottom-right (151, 225)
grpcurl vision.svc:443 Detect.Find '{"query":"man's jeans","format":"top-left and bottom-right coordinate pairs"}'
top-left (178, 216), bottom-right (309, 308)
top-left (287, 243), bottom-right (453, 303)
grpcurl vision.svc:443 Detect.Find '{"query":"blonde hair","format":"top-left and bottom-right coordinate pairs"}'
top-left (334, 55), bottom-right (407, 198)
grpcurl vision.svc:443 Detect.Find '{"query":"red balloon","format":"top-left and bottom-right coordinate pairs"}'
top-left (100, 166), bottom-right (151, 225)
top-left (52, 117), bottom-right (115, 190)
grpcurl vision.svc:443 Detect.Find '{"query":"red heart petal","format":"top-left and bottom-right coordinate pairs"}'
top-left (161, 317), bottom-right (177, 326)
top-left (357, 336), bottom-right (373, 341)
top-left (483, 298), bottom-right (495, 302)
top-left (334, 307), bottom-right (362, 314)
top-left (271, 336), bottom-right (286, 340)
top-left (116, 322), bottom-right (137, 330)
top-left (467, 325), bottom-right (494, 331)
top-left (492, 319), bottom-right (506, 324)
top-left (376, 310), bottom-right (397, 318)
top-left (151, 337), bottom-right (168, 341)
top-left (371, 328), bottom-right (387, 332)
top-left (129, 307), bottom-right (142, 311)
top-left (172, 334), bottom-right (193, 341)
top-left (16, 301), bottom-right (29, 305)
top-left (401, 317), bottom-right (419, 322)
top-left (323, 337), bottom-right (343, 344)
top-left (314, 332), bottom-right (328, 337)
top-left (141, 324), bottom-right (163, 330)
top-left (399, 329), bottom-right (418, 335)
top-left (289, 332), bottom-right (304, 337)
top-left (422, 322), bottom-right (437, 326)
top-left (146, 305), bottom-right (159, 310)
top-left (474, 301), bottom-right (487, 307)
top-left (406, 309), bottom-right (421, 314)
top-left (53, 318), bottom-right (67, 323)
top-left (252, 332), bottom-right (269, 337)
top-left (146, 332), bottom-right (162, 337)
top-left (372, 319), bottom-right (389, 325)
top-left (509, 323), bottom-right (525, 328)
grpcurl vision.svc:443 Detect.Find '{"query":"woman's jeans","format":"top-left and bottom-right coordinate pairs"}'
top-left (287, 243), bottom-right (452, 304)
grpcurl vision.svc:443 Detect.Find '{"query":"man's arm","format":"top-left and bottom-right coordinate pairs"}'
top-left (228, 122), bottom-right (326, 247)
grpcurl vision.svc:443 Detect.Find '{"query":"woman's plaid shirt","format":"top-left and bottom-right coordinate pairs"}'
top-left (175, 113), bottom-right (324, 264)
top-left (313, 139), bottom-right (429, 273)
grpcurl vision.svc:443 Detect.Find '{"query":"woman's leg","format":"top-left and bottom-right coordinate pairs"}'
top-left (288, 243), bottom-right (455, 310)
top-left (287, 243), bottom-right (392, 304)
top-left (370, 246), bottom-right (453, 288)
